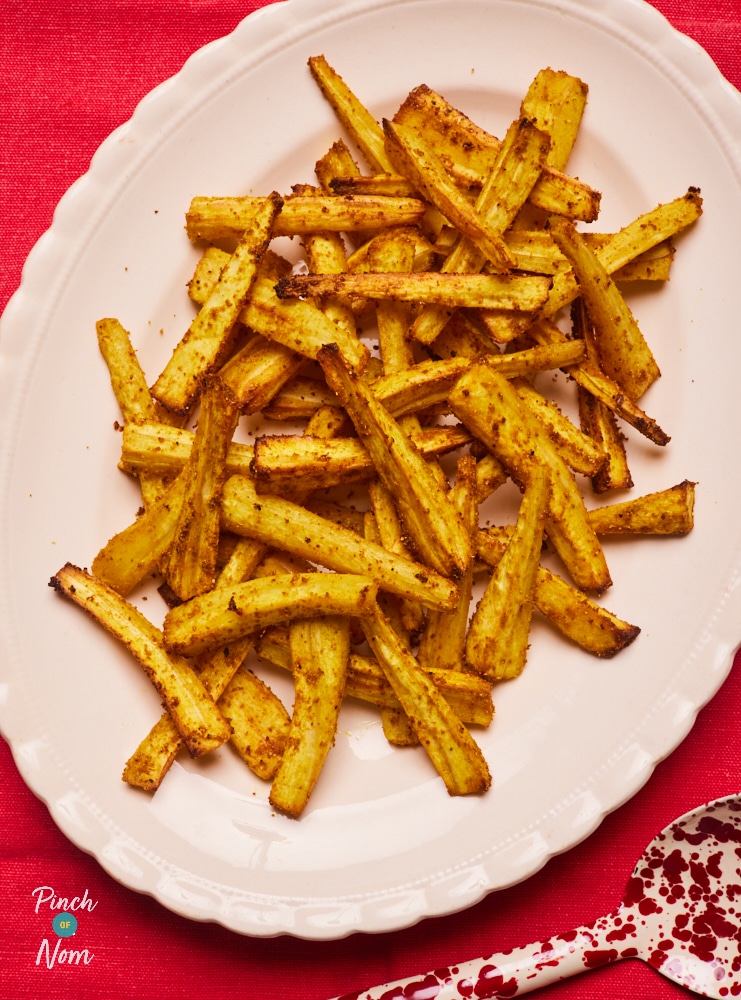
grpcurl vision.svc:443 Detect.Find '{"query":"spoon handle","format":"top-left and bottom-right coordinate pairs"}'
top-left (331, 913), bottom-right (621, 999)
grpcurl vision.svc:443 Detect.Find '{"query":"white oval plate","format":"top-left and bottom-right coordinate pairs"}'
top-left (2, 0), bottom-right (741, 941)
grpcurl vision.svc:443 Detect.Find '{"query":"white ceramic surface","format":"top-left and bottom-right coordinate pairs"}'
top-left (1, 0), bottom-right (741, 941)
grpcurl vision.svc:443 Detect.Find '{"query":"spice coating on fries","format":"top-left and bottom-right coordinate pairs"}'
top-left (49, 56), bottom-right (700, 817)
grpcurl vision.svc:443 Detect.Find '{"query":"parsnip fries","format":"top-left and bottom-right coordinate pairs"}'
top-left (50, 56), bottom-right (699, 818)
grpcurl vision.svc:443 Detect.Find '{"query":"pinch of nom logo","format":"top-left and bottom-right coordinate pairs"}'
top-left (32, 886), bottom-right (96, 969)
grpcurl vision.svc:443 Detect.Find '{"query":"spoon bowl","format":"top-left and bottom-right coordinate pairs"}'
top-left (607, 794), bottom-right (741, 996)
top-left (332, 794), bottom-right (741, 999)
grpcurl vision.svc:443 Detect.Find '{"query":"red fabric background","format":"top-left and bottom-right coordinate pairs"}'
top-left (2, 2), bottom-right (741, 998)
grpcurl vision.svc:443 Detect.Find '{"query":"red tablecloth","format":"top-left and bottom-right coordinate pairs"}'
top-left (2, 2), bottom-right (741, 998)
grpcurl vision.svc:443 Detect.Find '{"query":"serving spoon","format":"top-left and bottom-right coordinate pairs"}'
top-left (332, 794), bottom-right (741, 999)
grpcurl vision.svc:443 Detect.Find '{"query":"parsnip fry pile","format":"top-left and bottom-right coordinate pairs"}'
top-left (49, 56), bottom-right (700, 818)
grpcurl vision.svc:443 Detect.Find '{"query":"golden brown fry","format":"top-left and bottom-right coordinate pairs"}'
top-left (162, 377), bottom-right (240, 601)
top-left (417, 455), bottom-right (478, 672)
top-left (480, 190), bottom-right (703, 344)
top-left (186, 248), bottom-right (312, 412)
top-left (123, 533), bottom-right (271, 790)
top-left (96, 317), bottom-right (177, 507)
top-left (381, 708), bottom-right (418, 747)
top-left (362, 607), bottom-right (491, 796)
top-left (220, 664), bottom-right (291, 781)
top-left (314, 142), bottom-right (407, 257)
top-left (186, 244), bottom-right (230, 301)
top-left (591, 188), bottom-right (702, 273)
top-left (368, 479), bottom-right (426, 637)
top-left (163, 571), bottom-right (378, 657)
top-left (362, 232), bottom-right (426, 454)
top-left (220, 335), bottom-right (306, 415)
top-left (513, 68), bottom-right (588, 231)
top-left (513, 376), bottom-right (607, 478)
top-left (469, 306), bottom-right (534, 346)
top-left (277, 190), bottom-right (427, 235)
top-left (330, 174), bottom-right (416, 198)
top-left (251, 424), bottom-right (471, 494)
top-left (50, 564), bottom-right (231, 756)
top-left (549, 216), bottom-right (660, 400)
top-left (571, 298), bottom-right (633, 493)
top-left (315, 138), bottom-right (362, 191)
top-left (302, 225), bottom-right (358, 341)
top-left (392, 85), bottom-right (600, 221)
top-left (586, 481), bottom-right (696, 535)
top-left (364, 503), bottom-right (413, 658)
top-left (449, 363), bottom-right (611, 592)
top-left (424, 668), bottom-right (494, 728)
top-left (308, 55), bottom-right (395, 174)
top-left (466, 463), bottom-right (550, 680)
top-left (276, 270), bottom-right (552, 312)
top-left (96, 317), bottom-right (164, 425)
top-left (359, 354), bottom-right (458, 415)
top-left (409, 115), bottom-right (551, 344)
top-left (591, 237), bottom-right (676, 282)
top-left (260, 375), bottom-right (339, 421)
top-left (474, 452), bottom-right (509, 502)
top-left (374, 341), bottom-right (584, 417)
top-left (576, 361), bottom-right (670, 449)
top-left (538, 190), bottom-right (703, 327)
top-left (258, 340), bottom-right (584, 425)
top-left (480, 482), bottom-right (696, 544)
top-left (122, 712), bottom-right (186, 790)
top-left (120, 420), bottom-right (253, 478)
top-left (476, 529), bottom-right (640, 657)
top-left (185, 193), bottom-right (425, 242)
top-left (221, 474), bottom-right (459, 611)
top-left (348, 225), bottom-right (437, 275)
top-left (244, 275), bottom-right (370, 373)
top-left (91, 474), bottom-right (187, 595)
top-left (429, 311), bottom-right (500, 360)
top-left (188, 245), bottom-right (285, 303)
top-left (376, 649), bottom-right (497, 745)
top-left (122, 634), bottom-right (255, 789)
top-left (520, 68), bottom-right (588, 173)
top-left (304, 498), bottom-right (366, 535)
top-left (181, 194), bottom-right (281, 244)
top-left (523, 567), bottom-right (640, 657)
top-left (367, 230), bottom-right (417, 370)
top-left (269, 615), bottom-right (350, 817)
top-left (578, 382), bottom-right (633, 493)
top-left (383, 118), bottom-right (516, 271)
top-left (364, 539), bottom-right (429, 743)
top-left (500, 229), bottom-right (567, 274)
top-left (504, 228), bottom-right (670, 279)
top-left (152, 194), bottom-right (282, 414)
top-left (472, 115), bottom-right (552, 235)
top-left (304, 402), bottom-right (351, 438)
top-left (318, 343), bottom-right (471, 579)
top-left (256, 626), bottom-right (494, 725)
top-left (529, 317), bottom-right (670, 447)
